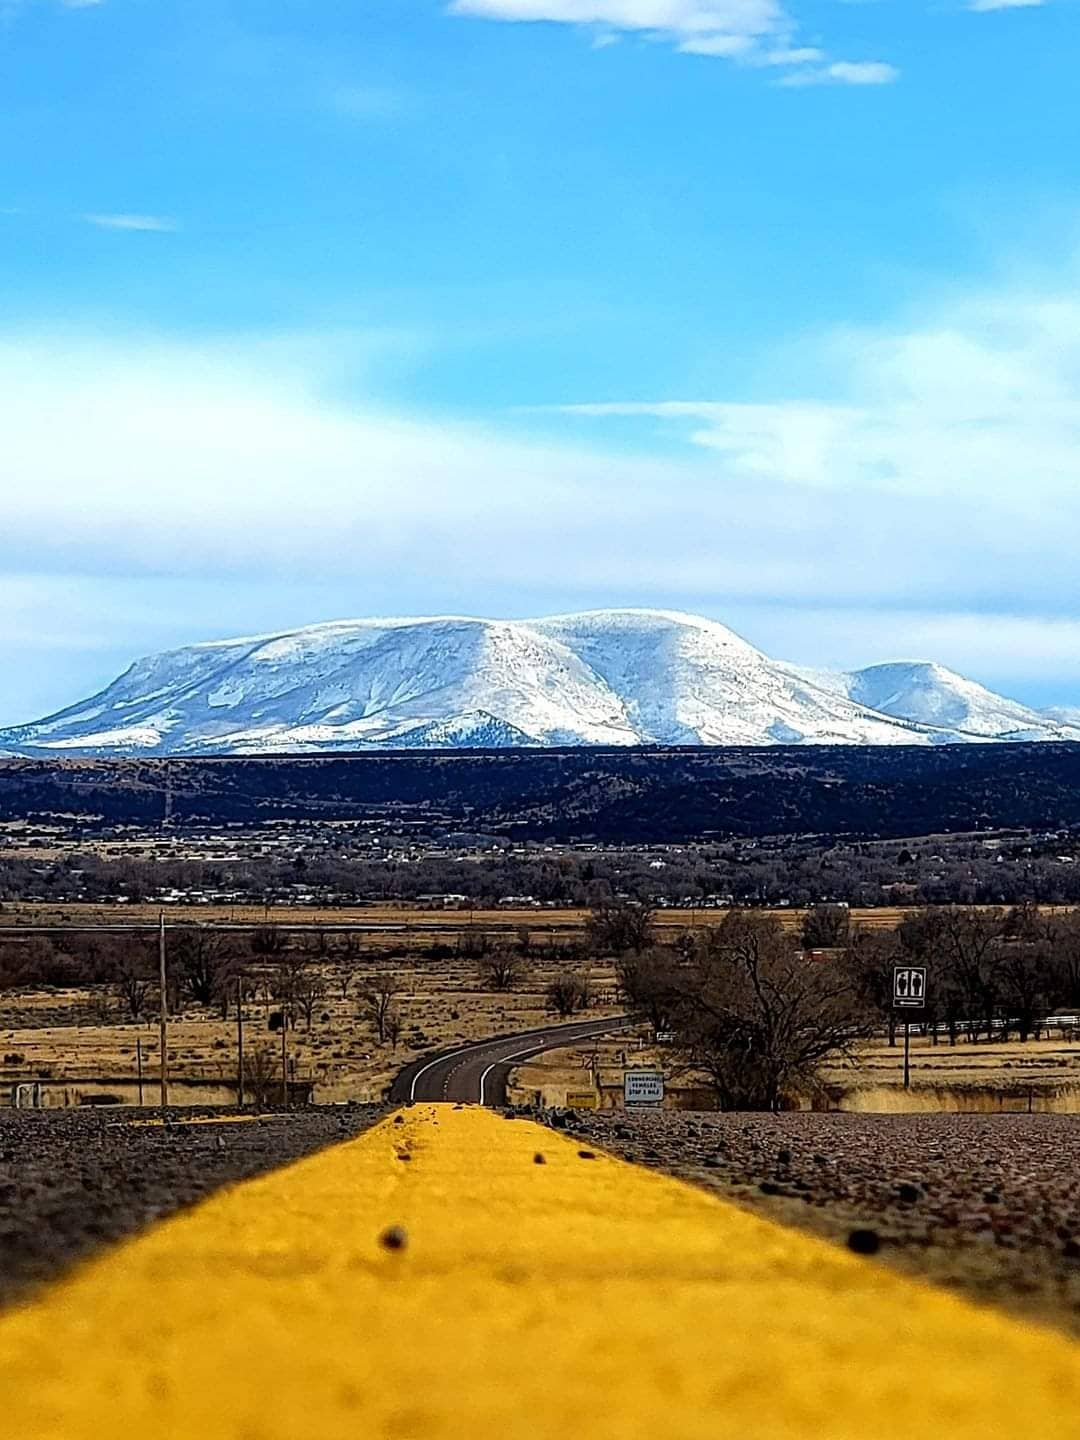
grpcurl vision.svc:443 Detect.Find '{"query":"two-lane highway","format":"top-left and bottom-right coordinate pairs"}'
top-left (389, 1016), bottom-right (631, 1106)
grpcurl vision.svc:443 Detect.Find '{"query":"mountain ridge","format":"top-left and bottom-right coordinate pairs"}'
top-left (2, 608), bottom-right (1076, 756)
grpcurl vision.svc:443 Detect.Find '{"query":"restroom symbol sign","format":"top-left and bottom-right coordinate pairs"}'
top-left (893, 966), bottom-right (927, 1009)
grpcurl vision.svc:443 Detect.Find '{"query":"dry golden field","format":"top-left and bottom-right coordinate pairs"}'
top-left (510, 1032), bottom-right (1080, 1113)
top-left (0, 950), bottom-right (620, 1107)
top-left (0, 900), bottom-right (920, 934)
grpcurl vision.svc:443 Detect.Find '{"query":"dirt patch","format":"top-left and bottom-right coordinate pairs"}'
top-left (540, 1108), bottom-right (1080, 1336)
top-left (0, 1105), bottom-right (380, 1310)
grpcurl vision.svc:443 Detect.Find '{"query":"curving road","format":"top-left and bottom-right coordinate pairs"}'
top-left (389, 1015), bottom-right (631, 1107)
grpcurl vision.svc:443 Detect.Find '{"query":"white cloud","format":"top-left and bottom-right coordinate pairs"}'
top-left (969, 0), bottom-right (1045, 10)
top-left (82, 213), bottom-right (178, 232)
top-left (3, 281), bottom-right (1080, 715)
top-left (780, 60), bottom-right (898, 86)
top-left (556, 287), bottom-right (1080, 510)
top-left (449, 0), bottom-right (895, 82)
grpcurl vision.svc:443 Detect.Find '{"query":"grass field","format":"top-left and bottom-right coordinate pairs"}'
top-left (0, 901), bottom-right (927, 933)
top-left (510, 1033), bottom-right (1080, 1112)
top-left (0, 951), bottom-right (620, 1106)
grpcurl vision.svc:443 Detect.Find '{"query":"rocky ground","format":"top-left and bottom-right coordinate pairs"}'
top-left (0, 1105), bottom-right (381, 1309)
top-left (538, 1108), bottom-right (1080, 1336)
top-left (5, 1103), bottom-right (1080, 1340)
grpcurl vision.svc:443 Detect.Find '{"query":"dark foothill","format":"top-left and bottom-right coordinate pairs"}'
top-left (379, 1225), bottom-right (408, 1252)
top-left (847, 1229), bottom-right (882, 1256)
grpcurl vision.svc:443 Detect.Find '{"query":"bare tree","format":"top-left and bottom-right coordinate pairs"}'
top-left (336, 933), bottom-right (361, 1000)
top-left (250, 925), bottom-right (284, 958)
top-left (294, 972), bottom-right (326, 1029)
top-left (480, 949), bottom-right (527, 992)
top-left (586, 902), bottom-right (654, 957)
top-left (545, 972), bottom-right (592, 1019)
top-left (801, 904), bottom-right (851, 950)
top-left (172, 928), bottom-right (228, 1007)
top-left (384, 1008), bottom-right (404, 1051)
top-left (669, 911), bottom-right (872, 1111)
top-left (361, 975), bottom-right (403, 1043)
top-left (111, 948), bottom-right (154, 1021)
top-left (245, 1046), bottom-right (279, 1109)
top-left (456, 928), bottom-right (493, 961)
top-left (616, 947), bottom-right (683, 1035)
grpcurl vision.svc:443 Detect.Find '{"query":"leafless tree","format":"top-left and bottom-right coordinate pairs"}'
top-left (111, 948), bottom-right (154, 1021)
top-left (245, 1046), bottom-right (278, 1109)
top-left (480, 949), bottom-right (527, 992)
top-left (172, 928), bottom-right (228, 1007)
top-left (294, 972), bottom-right (326, 1029)
top-left (801, 904), bottom-right (851, 949)
top-left (361, 975), bottom-right (403, 1043)
top-left (545, 972), bottom-right (592, 1019)
top-left (384, 1008), bottom-right (404, 1051)
top-left (616, 947), bottom-right (683, 1035)
top-left (586, 902), bottom-right (654, 957)
top-left (250, 925), bottom-right (284, 958)
top-left (667, 911), bottom-right (872, 1111)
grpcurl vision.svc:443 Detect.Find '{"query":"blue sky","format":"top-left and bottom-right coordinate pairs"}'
top-left (3, 0), bottom-right (1080, 723)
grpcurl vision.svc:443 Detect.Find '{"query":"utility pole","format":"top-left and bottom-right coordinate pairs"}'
top-left (158, 911), bottom-right (169, 1110)
top-left (236, 972), bottom-right (245, 1108)
top-left (903, 1021), bottom-right (911, 1091)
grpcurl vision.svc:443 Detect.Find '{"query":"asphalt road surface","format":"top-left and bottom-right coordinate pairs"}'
top-left (389, 1016), bottom-right (630, 1106)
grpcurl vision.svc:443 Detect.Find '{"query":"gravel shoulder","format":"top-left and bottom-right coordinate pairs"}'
top-left (541, 1109), bottom-right (1080, 1337)
top-left (0, 1106), bottom-right (381, 1310)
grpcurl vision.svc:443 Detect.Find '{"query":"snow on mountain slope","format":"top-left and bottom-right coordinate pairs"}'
top-left (1, 610), bottom-right (1076, 756)
top-left (798, 661), bottom-right (1080, 742)
top-left (1041, 705), bottom-right (1080, 730)
top-left (531, 611), bottom-right (930, 747)
top-left (0, 618), bottom-right (638, 755)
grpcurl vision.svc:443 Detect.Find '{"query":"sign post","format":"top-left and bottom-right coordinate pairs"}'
top-left (893, 966), bottom-right (927, 1090)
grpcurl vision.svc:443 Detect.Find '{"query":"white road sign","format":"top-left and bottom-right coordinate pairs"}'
top-left (893, 966), bottom-right (927, 1009)
top-left (624, 1070), bottom-right (665, 1105)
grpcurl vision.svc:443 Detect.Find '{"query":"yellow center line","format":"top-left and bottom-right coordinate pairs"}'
top-left (1, 1105), bottom-right (1078, 1439)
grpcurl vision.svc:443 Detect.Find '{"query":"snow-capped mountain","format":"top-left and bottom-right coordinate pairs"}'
top-left (785, 660), bottom-right (1078, 744)
top-left (1, 610), bottom-right (1077, 756)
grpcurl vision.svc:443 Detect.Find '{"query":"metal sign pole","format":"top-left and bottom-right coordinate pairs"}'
top-left (893, 965), bottom-right (926, 1095)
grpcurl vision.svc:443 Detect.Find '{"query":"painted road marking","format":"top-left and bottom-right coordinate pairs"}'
top-left (407, 1042), bottom-right (473, 1100)
top-left (1, 1106), bottom-right (1079, 1439)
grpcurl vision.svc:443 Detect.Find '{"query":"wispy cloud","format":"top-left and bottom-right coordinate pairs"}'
top-left (780, 60), bottom-right (898, 87)
top-left (5, 273), bottom-right (1080, 699)
top-left (449, 0), bottom-right (896, 84)
top-left (82, 213), bottom-right (178, 232)
top-left (969, 0), bottom-right (1045, 10)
